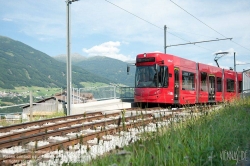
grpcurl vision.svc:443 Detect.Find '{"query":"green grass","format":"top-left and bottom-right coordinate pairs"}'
top-left (0, 86), bottom-right (61, 97)
top-left (31, 111), bottom-right (66, 121)
top-left (14, 86), bottom-right (61, 97)
top-left (76, 98), bottom-right (250, 166)
top-left (0, 86), bottom-right (62, 107)
top-left (0, 83), bottom-right (126, 100)
top-left (79, 82), bottom-right (126, 88)
top-left (0, 111), bottom-right (66, 127)
top-left (0, 119), bottom-right (21, 127)
top-left (80, 82), bottom-right (109, 88)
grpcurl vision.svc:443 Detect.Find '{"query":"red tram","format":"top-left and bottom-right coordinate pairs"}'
top-left (134, 52), bottom-right (242, 105)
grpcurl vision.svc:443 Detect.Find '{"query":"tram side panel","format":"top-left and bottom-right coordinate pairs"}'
top-left (157, 56), bottom-right (175, 104)
top-left (237, 72), bottom-right (242, 98)
top-left (214, 69), bottom-right (223, 103)
top-left (133, 52), bottom-right (244, 105)
top-left (197, 63), bottom-right (209, 103)
top-left (223, 69), bottom-right (237, 101)
top-left (208, 65), bottom-right (223, 103)
top-left (173, 56), bottom-right (196, 105)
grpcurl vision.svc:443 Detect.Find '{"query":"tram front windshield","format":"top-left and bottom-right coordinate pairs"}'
top-left (135, 65), bottom-right (169, 88)
top-left (135, 66), bottom-right (157, 88)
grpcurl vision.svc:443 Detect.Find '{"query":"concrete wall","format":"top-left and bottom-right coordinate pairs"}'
top-left (23, 98), bottom-right (63, 116)
top-left (70, 99), bottom-right (133, 115)
top-left (241, 92), bottom-right (250, 98)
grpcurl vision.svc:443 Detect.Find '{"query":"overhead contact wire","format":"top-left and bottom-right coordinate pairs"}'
top-left (169, 0), bottom-right (250, 52)
top-left (105, 0), bottom-right (190, 42)
top-left (105, 0), bottom-right (219, 51)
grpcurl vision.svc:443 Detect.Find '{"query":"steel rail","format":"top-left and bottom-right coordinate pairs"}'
top-left (0, 107), bottom-right (159, 133)
top-left (0, 113), bottom-right (155, 150)
top-left (0, 112), bottom-right (121, 142)
top-left (1, 113), bottom-right (173, 165)
top-left (0, 107), bottom-right (146, 133)
top-left (0, 111), bottom-right (103, 133)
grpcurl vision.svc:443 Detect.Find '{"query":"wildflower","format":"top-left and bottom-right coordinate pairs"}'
top-left (139, 144), bottom-right (145, 148)
top-left (117, 150), bottom-right (131, 156)
top-left (109, 163), bottom-right (118, 166)
top-left (208, 155), bottom-right (213, 161)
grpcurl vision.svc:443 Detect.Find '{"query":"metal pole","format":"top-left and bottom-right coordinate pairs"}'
top-left (29, 91), bottom-right (33, 121)
top-left (66, 1), bottom-right (71, 116)
top-left (234, 52), bottom-right (236, 71)
top-left (72, 88), bottom-right (74, 105)
top-left (114, 86), bottom-right (116, 99)
top-left (77, 88), bottom-right (79, 104)
top-left (164, 25), bottom-right (167, 54)
top-left (78, 88), bottom-right (80, 103)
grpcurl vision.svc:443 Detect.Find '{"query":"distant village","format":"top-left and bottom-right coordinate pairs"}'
top-left (0, 89), bottom-right (96, 122)
top-left (0, 91), bottom-right (24, 98)
top-left (0, 90), bottom-right (51, 100)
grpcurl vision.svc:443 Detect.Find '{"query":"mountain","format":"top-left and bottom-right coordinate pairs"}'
top-left (53, 55), bottom-right (136, 86)
top-left (75, 56), bottom-right (136, 86)
top-left (0, 36), bottom-right (111, 89)
top-left (54, 53), bottom-right (86, 64)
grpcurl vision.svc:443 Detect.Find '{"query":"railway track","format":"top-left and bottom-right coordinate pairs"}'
top-left (0, 106), bottom-right (217, 165)
top-left (0, 111), bottom-right (103, 133)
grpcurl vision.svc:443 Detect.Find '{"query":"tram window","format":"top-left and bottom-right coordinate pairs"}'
top-left (216, 77), bottom-right (222, 92)
top-left (226, 79), bottom-right (235, 92)
top-left (164, 67), bottom-right (169, 87)
top-left (200, 72), bottom-right (207, 91)
top-left (182, 71), bottom-right (195, 91)
top-left (159, 66), bottom-right (169, 87)
top-left (135, 66), bottom-right (158, 88)
top-left (158, 67), bottom-right (163, 86)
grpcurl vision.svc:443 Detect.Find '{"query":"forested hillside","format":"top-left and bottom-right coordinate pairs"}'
top-left (0, 36), bottom-right (111, 89)
top-left (54, 55), bottom-right (136, 86)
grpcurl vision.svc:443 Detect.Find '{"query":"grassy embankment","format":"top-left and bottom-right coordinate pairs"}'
top-left (0, 111), bottom-right (66, 127)
top-left (67, 97), bottom-right (250, 166)
top-left (0, 82), bottom-right (111, 100)
top-left (0, 86), bottom-right (61, 97)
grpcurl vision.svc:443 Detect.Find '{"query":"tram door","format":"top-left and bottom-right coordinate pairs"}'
top-left (174, 68), bottom-right (180, 103)
top-left (208, 75), bottom-right (215, 101)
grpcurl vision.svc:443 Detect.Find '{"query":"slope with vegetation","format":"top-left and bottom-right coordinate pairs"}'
top-left (0, 35), bottom-right (111, 89)
top-left (54, 55), bottom-right (136, 87)
top-left (84, 98), bottom-right (250, 166)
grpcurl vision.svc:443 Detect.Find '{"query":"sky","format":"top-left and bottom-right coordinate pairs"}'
top-left (0, 0), bottom-right (250, 71)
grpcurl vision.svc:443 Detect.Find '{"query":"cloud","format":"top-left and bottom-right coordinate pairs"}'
top-left (207, 63), bottom-right (216, 66)
top-left (82, 41), bottom-right (132, 61)
top-left (1, 1), bottom-right (65, 40)
top-left (220, 65), bottom-right (231, 70)
top-left (2, 18), bottom-right (12, 21)
top-left (236, 60), bottom-right (249, 65)
top-left (1, 0), bottom-right (249, 72)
